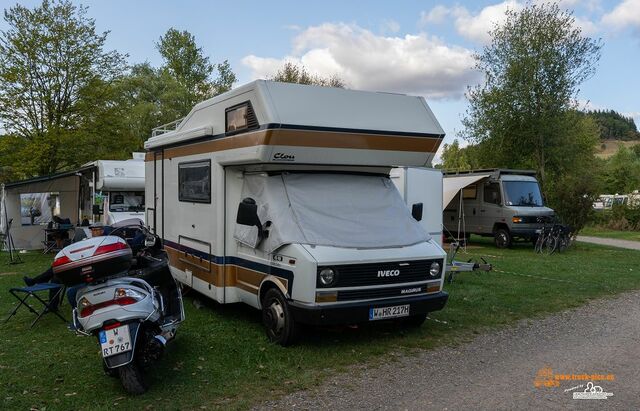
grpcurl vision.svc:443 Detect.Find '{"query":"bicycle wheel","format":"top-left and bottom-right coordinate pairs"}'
top-left (534, 235), bottom-right (544, 253)
top-left (557, 234), bottom-right (568, 252)
top-left (543, 235), bottom-right (557, 255)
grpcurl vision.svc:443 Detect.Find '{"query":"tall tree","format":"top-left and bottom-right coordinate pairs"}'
top-left (156, 28), bottom-right (237, 113)
top-left (463, 2), bottom-right (602, 183)
top-left (0, 0), bottom-right (126, 177)
top-left (439, 139), bottom-right (472, 171)
top-left (271, 62), bottom-right (345, 88)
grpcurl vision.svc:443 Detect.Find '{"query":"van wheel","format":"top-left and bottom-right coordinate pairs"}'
top-left (494, 228), bottom-right (512, 248)
top-left (262, 288), bottom-right (298, 346)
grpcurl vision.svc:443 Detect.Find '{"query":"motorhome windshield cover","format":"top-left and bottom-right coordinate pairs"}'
top-left (234, 173), bottom-right (430, 252)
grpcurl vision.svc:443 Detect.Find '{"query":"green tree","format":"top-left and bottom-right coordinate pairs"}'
top-left (439, 139), bottom-right (471, 170)
top-left (0, 0), bottom-right (127, 178)
top-left (602, 146), bottom-right (640, 193)
top-left (156, 28), bottom-right (237, 112)
top-left (463, 2), bottom-right (602, 183)
top-left (271, 61), bottom-right (345, 88)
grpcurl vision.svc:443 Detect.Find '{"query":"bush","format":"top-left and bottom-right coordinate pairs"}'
top-left (589, 204), bottom-right (640, 231)
top-left (546, 172), bottom-right (598, 233)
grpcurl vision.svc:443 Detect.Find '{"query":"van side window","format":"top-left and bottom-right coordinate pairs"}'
top-left (178, 160), bottom-right (211, 203)
top-left (462, 185), bottom-right (477, 199)
top-left (484, 182), bottom-right (501, 205)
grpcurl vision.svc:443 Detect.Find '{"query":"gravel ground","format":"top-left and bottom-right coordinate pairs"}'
top-left (577, 236), bottom-right (640, 250)
top-left (255, 291), bottom-right (640, 410)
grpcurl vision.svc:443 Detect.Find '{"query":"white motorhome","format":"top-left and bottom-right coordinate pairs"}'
top-left (144, 80), bottom-right (448, 345)
top-left (90, 156), bottom-right (146, 225)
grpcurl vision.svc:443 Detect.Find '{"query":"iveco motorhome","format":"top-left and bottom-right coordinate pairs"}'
top-left (144, 80), bottom-right (448, 345)
top-left (443, 169), bottom-right (554, 248)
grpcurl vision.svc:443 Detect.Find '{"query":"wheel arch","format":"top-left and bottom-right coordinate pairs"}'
top-left (492, 222), bottom-right (510, 234)
top-left (258, 276), bottom-right (289, 309)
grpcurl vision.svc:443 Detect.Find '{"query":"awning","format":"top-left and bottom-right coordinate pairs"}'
top-left (443, 174), bottom-right (490, 208)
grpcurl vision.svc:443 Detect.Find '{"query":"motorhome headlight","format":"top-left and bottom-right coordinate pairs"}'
top-left (512, 216), bottom-right (523, 223)
top-left (429, 262), bottom-right (441, 278)
top-left (318, 268), bottom-right (337, 287)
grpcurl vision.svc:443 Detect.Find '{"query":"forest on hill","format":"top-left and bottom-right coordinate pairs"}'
top-left (585, 110), bottom-right (640, 140)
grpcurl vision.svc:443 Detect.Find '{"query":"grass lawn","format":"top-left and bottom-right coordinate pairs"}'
top-left (2, 238), bottom-right (640, 410)
top-left (580, 226), bottom-right (640, 242)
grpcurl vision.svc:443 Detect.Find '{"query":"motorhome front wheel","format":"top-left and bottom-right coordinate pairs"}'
top-left (261, 288), bottom-right (298, 346)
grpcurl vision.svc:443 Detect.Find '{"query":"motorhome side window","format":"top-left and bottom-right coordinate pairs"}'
top-left (462, 185), bottom-right (477, 199)
top-left (178, 161), bottom-right (211, 203)
top-left (484, 182), bottom-right (501, 205)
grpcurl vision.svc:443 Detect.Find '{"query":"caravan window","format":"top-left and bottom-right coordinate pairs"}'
top-left (178, 160), bottom-right (211, 203)
top-left (462, 185), bottom-right (477, 199)
top-left (484, 183), bottom-right (501, 205)
top-left (225, 101), bottom-right (258, 133)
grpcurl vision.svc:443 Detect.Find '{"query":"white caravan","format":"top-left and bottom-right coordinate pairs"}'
top-left (90, 156), bottom-right (146, 225)
top-left (144, 80), bottom-right (448, 345)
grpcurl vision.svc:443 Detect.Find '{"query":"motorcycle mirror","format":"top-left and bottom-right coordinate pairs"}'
top-left (144, 236), bottom-right (156, 247)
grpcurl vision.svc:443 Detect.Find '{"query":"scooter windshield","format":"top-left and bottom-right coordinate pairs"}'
top-left (235, 173), bottom-right (429, 253)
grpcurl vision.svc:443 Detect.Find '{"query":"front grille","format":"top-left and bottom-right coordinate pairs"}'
top-left (337, 284), bottom-right (428, 301)
top-left (318, 259), bottom-right (442, 288)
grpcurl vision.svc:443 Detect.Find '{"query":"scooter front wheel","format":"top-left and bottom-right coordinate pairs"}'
top-left (118, 362), bottom-right (148, 395)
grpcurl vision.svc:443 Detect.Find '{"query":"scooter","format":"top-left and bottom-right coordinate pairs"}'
top-left (53, 222), bottom-right (184, 394)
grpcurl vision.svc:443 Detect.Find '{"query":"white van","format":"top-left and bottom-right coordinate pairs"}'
top-left (144, 80), bottom-right (448, 345)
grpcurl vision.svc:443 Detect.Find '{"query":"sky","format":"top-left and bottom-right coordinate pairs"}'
top-left (1, 0), bottom-right (639, 153)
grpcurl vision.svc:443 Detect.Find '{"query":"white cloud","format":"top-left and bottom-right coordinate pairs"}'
top-left (422, 1), bottom-right (599, 43)
top-left (380, 19), bottom-right (400, 34)
top-left (242, 23), bottom-right (479, 100)
top-left (420, 5), bottom-right (450, 25)
top-left (602, 0), bottom-right (640, 30)
top-left (451, 1), bottom-right (522, 44)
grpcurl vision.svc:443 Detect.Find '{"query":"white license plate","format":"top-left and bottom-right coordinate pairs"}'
top-left (99, 325), bottom-right (132, 358)
top-left (369, 304), bottom-right (410, 321)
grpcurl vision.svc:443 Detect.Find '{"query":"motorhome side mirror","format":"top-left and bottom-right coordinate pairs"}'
top-left (411, 203), bottom-right (423, 222)
top-left (236, 197), bottom-right (261, 227)
top-left (92, 204), bottom-right (102, 215)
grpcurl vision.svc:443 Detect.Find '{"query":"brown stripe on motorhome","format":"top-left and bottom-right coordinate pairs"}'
top-left (165, 245), bottom-right (288, 295)
top-left (146, 128), bottom-right (442, 160)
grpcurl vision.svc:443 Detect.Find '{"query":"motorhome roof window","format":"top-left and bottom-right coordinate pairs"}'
top-left (178, 160), bottom-right (211, 203)
top-left (503, 181), bottom-right (543, 207)
top-left (225, 101), bottom-right (258, 133)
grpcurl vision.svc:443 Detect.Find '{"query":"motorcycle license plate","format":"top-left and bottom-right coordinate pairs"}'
top-left (369, 304), bottom-right (410, 321)
top-left (99, 325), bottom-right (132, 358)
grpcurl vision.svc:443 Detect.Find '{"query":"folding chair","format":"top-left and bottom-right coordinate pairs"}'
top-left (4, 283), bottom-right (68, 328)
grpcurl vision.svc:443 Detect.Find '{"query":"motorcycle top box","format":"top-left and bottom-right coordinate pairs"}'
top-left (52, 236), bottom-right (133, 286)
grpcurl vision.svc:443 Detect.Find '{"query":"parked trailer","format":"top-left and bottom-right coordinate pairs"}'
top-left (145, 80), bottom-right (449, 345)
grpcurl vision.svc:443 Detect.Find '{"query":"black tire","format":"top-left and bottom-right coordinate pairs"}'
top-left (118, 362), bottom-right (148, 395)
top-left (494, 228), bottom-right (512, 249)
top-left (103, 361), bottom-right (119, 378)
top-left (543, 236), bottom-right (557, 255)
top-left (403, 313), bottom-right (428, 328)
top-left (261, 288), bottom-right (298, 346)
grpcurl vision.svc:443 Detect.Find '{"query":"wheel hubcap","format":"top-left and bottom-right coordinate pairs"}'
top-left (266, 300), bottom-right (285, 336)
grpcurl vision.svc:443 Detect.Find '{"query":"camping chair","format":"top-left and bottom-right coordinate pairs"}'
top-left (4, 283), bottom-right (68, 328)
